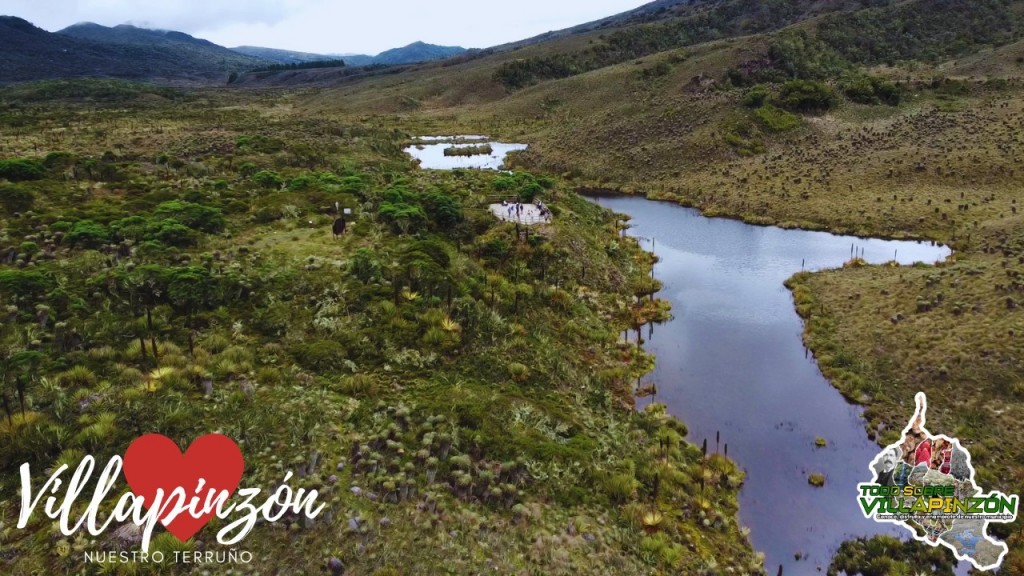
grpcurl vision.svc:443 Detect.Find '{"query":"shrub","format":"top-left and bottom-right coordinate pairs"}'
top-left (478, 238), bottom-right (510, 262)
top-left (251, 170), bottom-right (283, 189)
top-left (0, 269), bottom-right (53, 300)
top-left (0, 185), bottom-right (34, 213)
top-left (57, 365), bottom-right (98, 388)
top-left (519, 182), bottom-right (544, 204)
top-left (841, 76), bottom-right (877, 104)
top-left (0, 158), bottom-right (46, 181)
top-left (350, 248), bottom-right (381, 283)
top-left (422, 190), bottom-right (463, 228)
top-left (742, 85), bottom-right (770, 107)
top-left (873, 79), bottom-right (901, 106)
top-left (754, 104), bottom-right (801, 132)
top-left (65, 220), bottom-right (111, 248)
top-left (508, 362), bottom-right (530, 383)
top-left (154, 201), bottom-right (225, 233)
top-left (19, 242), bottom-right (39, 256)
top-left (405, 239), bottom-right (450, 269)
top-left (778, 80), bottom-right (838, 113)
top-left (841, 75), bottom-right (902, 106)
top-left (339, 374), bottom-right (377, 395)
top-left (288, 174), bottom-right (316, 191)
top-left (43, 151), bottom-right (75, 170)
top-left (378, 202), bottom-right (427, 234)
top-left (148, 219), bottom-right (198, 247)
top-left (603, 472), bottom-right (637, 503)
top-left (291, 340), bottom-right (349, 372)
top-left (109, 215), bottom-right (148, 241)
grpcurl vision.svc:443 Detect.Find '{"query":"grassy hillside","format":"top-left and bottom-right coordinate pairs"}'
top-left (0, 81), bottom-right (762, 575)
top-left (292, 0), bottom-right (1024, 572)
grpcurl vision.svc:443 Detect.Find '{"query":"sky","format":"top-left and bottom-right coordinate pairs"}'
top-left (3, 0), bottom-right (654, 55)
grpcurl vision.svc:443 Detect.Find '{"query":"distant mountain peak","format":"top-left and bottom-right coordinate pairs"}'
top-left (232, 41), bottom-right (468, 67)
top-left (371, 41), bottom-right (467, 65)
top-left (64, 21), bottom-right (104, 28)
top-left (0, 15), bottom-right (47, 34)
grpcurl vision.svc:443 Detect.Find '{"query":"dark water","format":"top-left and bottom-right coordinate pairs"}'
top-left (587, 195), bottom-right (953, 575)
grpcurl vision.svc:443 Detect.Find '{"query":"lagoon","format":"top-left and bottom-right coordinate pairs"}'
top-left (587, 194), bottom-right (951, 575)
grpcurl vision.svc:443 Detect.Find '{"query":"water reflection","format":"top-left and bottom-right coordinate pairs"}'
top-left (588, 195), bottom-right (953, 575)
top-left (403, 139), bottom-right (528, 170)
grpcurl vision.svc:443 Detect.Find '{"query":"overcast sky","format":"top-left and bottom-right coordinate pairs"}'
top-left (4, 0), bottom-right (653, 55)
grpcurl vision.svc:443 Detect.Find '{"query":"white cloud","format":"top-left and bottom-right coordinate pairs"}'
top-left (4, 0), bottom-right (653, 54)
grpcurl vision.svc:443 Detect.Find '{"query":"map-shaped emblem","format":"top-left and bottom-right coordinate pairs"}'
top-left (858, 393), bottom-right (1018, 571)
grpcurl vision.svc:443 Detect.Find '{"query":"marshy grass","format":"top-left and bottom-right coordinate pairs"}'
top-left (443, 144), bottom-right (493, 157)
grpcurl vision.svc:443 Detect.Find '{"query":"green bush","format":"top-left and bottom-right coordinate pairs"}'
top-left (148, 219), bottom-right (198, 247)
top-left (405, 239), bottom-right (451, 270)
top-left (0, 158), bottom-right (46, 182)
top-left (873, 80), bottom-right (901, 106)
top-left (0, 270), bottom-right (53, 300)
top-left (754, 104), bottom-right (801, 132)
top-left (251, 170), bottom-right (283, 189)
top-left (0, 185), bottom-right (34, 213)
top-left (43, 151), bottom-right (75, 170)
top-left (109, 215), bottom-right (148, 241)
top-left (778, 80), bottom-right (838, 113)
top-left (378, 202), bottom-right (427, 234)
top-left (743, 85), bottom-right (770, 108)
top-left (291, 340), bottom-right (349, 372)
top-left (65, 220), bottom-right (111, 248)
top-left (350, 248), bottom-right (381, 283)
top-left (519, 182), bottom-right (544, 204)
top-left (154, 201), bottom-right (225, 233)
top-left (288, 174), bottom-right (323, 191)
top-left (603, 472), bottom-right (637, 503)
top-left (422, 190), bottom-right (463, 228)
top-left (841, 75), bottom-right (902, 106)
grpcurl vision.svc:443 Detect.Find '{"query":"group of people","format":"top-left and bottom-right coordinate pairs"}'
top-left (536, 199), bottom-right (552, 221)
top-left (499, 199), bottom-right (552, 223)
top-left (501, 199), bottom-right (524, 219)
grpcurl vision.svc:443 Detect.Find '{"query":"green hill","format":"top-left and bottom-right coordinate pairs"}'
top-left (0, 17), bottom-right (267, 83)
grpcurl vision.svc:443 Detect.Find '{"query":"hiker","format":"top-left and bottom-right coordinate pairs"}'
top-left (332, 217), bottom-right (346, 237)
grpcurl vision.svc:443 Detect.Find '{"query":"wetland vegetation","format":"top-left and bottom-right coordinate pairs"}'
top-left (4, 0), bottom-right (1024, 573)
top-left (0, 81), bottom-right (760, 575)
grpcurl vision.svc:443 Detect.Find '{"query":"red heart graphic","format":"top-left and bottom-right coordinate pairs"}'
top-left (123, 434), bottom-right (244, 542)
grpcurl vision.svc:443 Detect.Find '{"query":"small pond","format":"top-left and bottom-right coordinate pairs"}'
top-left (403, 138), bottom-right (528, 170)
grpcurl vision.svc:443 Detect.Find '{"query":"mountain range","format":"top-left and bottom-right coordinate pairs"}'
top-left (0, 17), bottom-right (468, 83)
top-left (231, 41), bottom-right (468, 67)
top-left (0, 18), bottom-right (263, 82)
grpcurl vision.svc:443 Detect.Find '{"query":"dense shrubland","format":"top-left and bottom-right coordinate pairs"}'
top-left (496, 0), bottom-right (1023, 90)
top-left (293, 0), bottom-right (1024, 571)
top-left (0, 84), bottom-right (761, 574)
